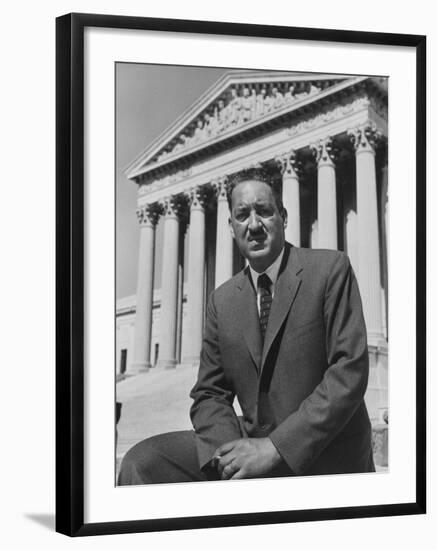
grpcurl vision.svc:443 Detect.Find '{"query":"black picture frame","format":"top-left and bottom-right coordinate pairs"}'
top-left (56, 12), bottom-right (426, 537)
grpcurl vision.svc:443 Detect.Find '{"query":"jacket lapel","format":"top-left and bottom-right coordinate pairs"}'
top-left (236, 268), bottom-right (262, 371)
top-left (261, 245), bottom-right (303, 369)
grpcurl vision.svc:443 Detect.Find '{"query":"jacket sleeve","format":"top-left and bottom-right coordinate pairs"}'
top-left (269, 252), bottom-right (369, 474)
top-left (189, 291), bottom-right (243, 470)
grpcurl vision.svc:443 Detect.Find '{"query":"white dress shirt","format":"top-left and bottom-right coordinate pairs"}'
top-left (249, 247), bottom-right (285, 315)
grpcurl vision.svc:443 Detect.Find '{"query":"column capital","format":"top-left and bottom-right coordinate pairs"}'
top-left (276, 150), bottom-right (301, 179)
top-left (212, 176), bottom-right (229, 201)
top-left (136, 202), bottom-right (161, 228)
top-left (160, 195), bottom-right (185, 219)
top-left (185, 185), bottom-right (210, 211)
top-left (348, 122), bottom-right (382, 155)
top-left (311, 136), bottom-right (337, 167)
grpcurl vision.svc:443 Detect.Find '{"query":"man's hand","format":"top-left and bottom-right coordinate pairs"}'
top-left (213, 438), bottom-right (282, 480)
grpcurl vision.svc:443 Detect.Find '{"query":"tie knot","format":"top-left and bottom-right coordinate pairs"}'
top-left (258, 273), bottom-right (271, 290)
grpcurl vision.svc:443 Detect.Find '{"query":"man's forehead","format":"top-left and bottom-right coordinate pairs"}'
top-left (234, 196), bottom-right (271, 209)
top-left (232, 179), bottom-right (274, 199)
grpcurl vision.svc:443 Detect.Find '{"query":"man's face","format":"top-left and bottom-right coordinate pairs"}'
top-left (229, 179), bottom-right (287, 273)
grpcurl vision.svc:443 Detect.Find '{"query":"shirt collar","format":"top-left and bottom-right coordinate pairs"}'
top-left (249, 247), bottom-right (285, 291)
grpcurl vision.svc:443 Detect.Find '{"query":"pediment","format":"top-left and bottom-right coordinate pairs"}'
top-left (125, 71), bottom-right (365, 181)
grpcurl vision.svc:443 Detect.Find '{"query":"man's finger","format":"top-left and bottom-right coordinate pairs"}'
top-left (218, 455), bottom-right (236, 478)
top-left (218, 452), bottom-right (236, 470)
top-left (216, 439), bottom-right (239, 456)
top-left (221, 461), bottom-right (239, 480)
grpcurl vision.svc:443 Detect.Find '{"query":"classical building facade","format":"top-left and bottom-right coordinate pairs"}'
top-left (117, 70), bottom-right (388, 422)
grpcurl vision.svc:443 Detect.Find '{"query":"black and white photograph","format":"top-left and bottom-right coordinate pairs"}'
top-left (115, 65), bottom-right (389, 486)
top-left (53, 11), bottom-right (425, 538)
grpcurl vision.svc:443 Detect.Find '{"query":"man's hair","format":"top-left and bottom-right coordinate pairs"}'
top-left (226, 167), bottom-right (284, 213)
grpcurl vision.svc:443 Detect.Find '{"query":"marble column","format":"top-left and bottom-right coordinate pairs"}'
top-left (156, 196), bottom-right (181, 369)
top-left (276, 150), bottom-right (301, 246)
top-left (214, 177), bottom-right (233, 287)
top-left (380, 153), bottom-right (389, 340)
top-left (130, 204), bottom-right (159, 373)
top-left (175, 226), bottom-right (186, 364)
top-left (310, 220), bottom-right (318, 249)
top-left (182, 186), bottom-right (207, 366)
top-left (383, 170), bottom-right (389, 267)
top-left (312, 137), bottom-right (338, 250)
top-left (349, 123), bottom-right (384, 343)
top-left (345, 209), bottom-right (359, 276)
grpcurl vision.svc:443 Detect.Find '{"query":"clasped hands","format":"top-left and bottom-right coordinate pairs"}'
top-left (212, 437), bottom-right (282, 480)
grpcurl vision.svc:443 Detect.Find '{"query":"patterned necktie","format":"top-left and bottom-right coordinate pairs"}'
top-left (258, 273), bottom-right (272, 341)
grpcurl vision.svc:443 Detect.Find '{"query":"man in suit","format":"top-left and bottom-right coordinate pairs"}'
top-left (118, 168), bottom-right (374, 485)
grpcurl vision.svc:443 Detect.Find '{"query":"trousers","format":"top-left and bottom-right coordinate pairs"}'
top-left (118, 430), bottom-right (216, 485)
top-left (117, 429), bottom-right (296, 485)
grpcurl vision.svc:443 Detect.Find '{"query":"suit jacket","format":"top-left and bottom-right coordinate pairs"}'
top-left (190, 243), bottom-right (374, 476)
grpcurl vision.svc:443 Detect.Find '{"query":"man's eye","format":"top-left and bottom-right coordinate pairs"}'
top-left (235, 212), bottom-right (248, 221)
top-left (257, 208), bottom-right (272, 217)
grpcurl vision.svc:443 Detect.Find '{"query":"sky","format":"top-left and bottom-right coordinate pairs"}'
top-left (116, 63), bottom-right (228, 298)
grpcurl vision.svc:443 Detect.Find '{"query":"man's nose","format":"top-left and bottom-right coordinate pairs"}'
top-left (248, 211), bottom-right (262, 231)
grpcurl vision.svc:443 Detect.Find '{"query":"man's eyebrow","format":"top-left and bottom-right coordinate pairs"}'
top-left (234, 201), bottom-right (271, 210)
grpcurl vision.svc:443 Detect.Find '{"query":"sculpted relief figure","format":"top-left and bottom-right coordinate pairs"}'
top-left (263, 87), bottom-right (274, 113)
top-left (294, 83), bottom-right (308, 101)
top-left (205, 111), bottom-right (219, 138)
top-left (168, 132), bottom-right (192, 157)
top-left (173, 139), bottom-right (183, 154)
top-left (250, 88), bottom-right (257, 116)
top-left (227, 88), bottom-right (242, 128)
top-left (184, 132), bottom-right (193, 148)
top-left (173, 133), bottom-right (189, 154)
top-left (256, 87), bottom-right (267, 117)
top-left (309, 82), bottom-right (321, 96)
top-left (203, 113), bottom-right (214, 139)
top-left (240, 87), bottom-right (253, 124)
top-left (221, 97), bottom-right (232, 130)
top-left (284, 84), bottom-right (296, 103)
top-left (272, 86), bottom-right (285, 109)
top-left (214, 99), bottom-right (227, 134)
top-left (192, 119), bottom-right (205, 144)
top-left (157, 149), bottom-right (169, 162)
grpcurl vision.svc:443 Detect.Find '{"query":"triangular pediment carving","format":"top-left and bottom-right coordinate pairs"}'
top-left (125, 71), bottom-right (365, 181)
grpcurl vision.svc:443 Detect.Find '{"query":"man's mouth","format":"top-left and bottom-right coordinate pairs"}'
top-left (249, 231), bottom-right (265, 239)
top-left (248, 233), bottom-right (267, 245)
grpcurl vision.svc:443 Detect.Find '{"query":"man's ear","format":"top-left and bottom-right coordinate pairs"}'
top-left (282, 208), bottom-right (288, 229)
top-left (228, 217), bottom-right (235, 239)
